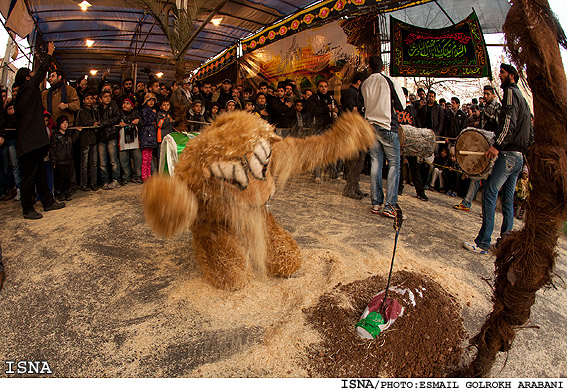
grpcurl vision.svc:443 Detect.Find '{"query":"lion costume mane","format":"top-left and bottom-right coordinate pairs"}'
top-left (142, 110), bottom-right (375, 290)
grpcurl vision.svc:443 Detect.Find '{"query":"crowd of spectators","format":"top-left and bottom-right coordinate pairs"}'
top-left (0, 46), bottom-right (531, 227)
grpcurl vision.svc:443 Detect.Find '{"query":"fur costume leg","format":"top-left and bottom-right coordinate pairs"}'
top-left (192, 220), bottom-right (253, 291)
top-left (265, 212), bottom-right (302, 277)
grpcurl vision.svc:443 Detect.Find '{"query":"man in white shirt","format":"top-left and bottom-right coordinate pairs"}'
top-left (361, 56), bottom-right (405, 218)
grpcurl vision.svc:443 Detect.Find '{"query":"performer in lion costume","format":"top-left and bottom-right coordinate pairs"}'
top-left (142, 110), bottom-right (375, 290)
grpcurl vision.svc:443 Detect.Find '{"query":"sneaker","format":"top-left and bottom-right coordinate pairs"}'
top-left (371, 205), bottom-right (383, 214)
top-left (453, 203), bottom-right (470, 212)
top-left (14, 188), bottom-right (21, 201)
top-left (451, 191), bottom-right (458, 197)
top-left (80, 185), bottom-right (91, 192)
top-left (65, 192), bottom-right (72, 201)
top-left (382, 206), bottom-right (396, 219)
top-left (355, 190), bottom-right (369, 198)
top-left (44, 201), bottom-right (65, 212)
top-left (416, 193), bottom-right (429, 201)
top-left (108, 180), bottom-right (120, 189)
top-left (463, 241), bottom-right (488, 255)
top-left (90, 185), bottom-right (100, 191)
top-left (23, 210), bottom-right (43, 220)
top-left (120, 180), bottom-right (128, 186)
top-left (102, 183), bottom-right (111, 190)
top-left (132, 178), bottom-right (143, 184)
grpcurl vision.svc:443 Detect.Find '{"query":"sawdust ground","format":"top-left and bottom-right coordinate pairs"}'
top-left (0, 173), bottom-right (565, 377)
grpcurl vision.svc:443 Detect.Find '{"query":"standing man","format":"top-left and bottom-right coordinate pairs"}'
top-left (306, 78), bottom-right (339, 182)
top-left (362, 56), bottom-right (405, 218)
top-left (41, 69), bottom-right (81, 125)
top-left (463, 64), bottom-right (531, 254)
top-left (340, 72), bottom-right (368, 199)
top-left (14, 42), bottom-right (65, 219)
top-left (420, 89), bottom-right (444, 136)
top-left (454, 85), bottom-right (501, 212)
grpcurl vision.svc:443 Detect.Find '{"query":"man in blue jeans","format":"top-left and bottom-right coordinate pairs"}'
top-left (464, 64), bottom-right (532, 254)
top-left (361, 55), bottom-right (405, 218)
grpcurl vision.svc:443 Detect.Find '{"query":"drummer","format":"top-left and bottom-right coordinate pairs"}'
top-left (454, 86), bottom-right (502, 212)
top-left (463, 64), bottom-right (532, 255)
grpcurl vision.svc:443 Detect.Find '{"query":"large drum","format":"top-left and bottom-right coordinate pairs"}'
top-left (455, 128), bottom-right (496, 178)
top-left (398, 125), bottom-right (436, 159)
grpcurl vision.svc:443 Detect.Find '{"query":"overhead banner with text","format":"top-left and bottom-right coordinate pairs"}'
top-left (390, 11), bottom-right (491, 78)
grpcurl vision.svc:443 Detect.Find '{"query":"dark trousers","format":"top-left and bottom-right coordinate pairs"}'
top-left (81, 144), bottom-right (98, 187)
top-left (343, 151), bottom-right (366, 194)
top-left (19, 146), bottom-right (55, 214)
top-left (406, 156), bottom-right (425, 196)
top-left (54, 164), bottom-right (72, 195)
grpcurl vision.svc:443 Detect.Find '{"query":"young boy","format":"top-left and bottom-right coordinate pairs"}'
top-left (97, 90), bottom-right (121, 190)
top-left (50, 115), bottom-right (79, 201)
top-left (118, 96), bottom-right (142, 184)
top-left (156, 98), bottom-right (174, 170)
top-left (75, 90), bottom-right (100, 191)
top-left (187, 100), bottom-right (205, 132)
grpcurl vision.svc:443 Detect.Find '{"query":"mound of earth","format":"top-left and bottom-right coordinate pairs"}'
top-left (304, 270), bottom-right (467, 377)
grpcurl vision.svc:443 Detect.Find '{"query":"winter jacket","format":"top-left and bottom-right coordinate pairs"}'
top-left (253, 103), bottom-right (270, 123)
top-left (306, 92), bottom-right (336, 131)
top-left (75, 105), bottom-right (100, 147)
top-left (122, 108), bottom-right (140, 144)
top-left (494, 83), bottom-right (532, 153)
top-left (3, 110), bottom-right (17, 140)
top-left (49, 129), bottom-right (79, 166)
top-left (420, 103), bottom-right (444, 135)
top-left (14, 53), bottom-right (53, 157)
top-left (186, 109), bottom-right (205, 133)
top-left (41, 84), bottom-right (81, 125)
top-left (480, 100), bottom-right (501, 133)
top-left (157, 110), bottom-right (175, 139)
top-left (139, 105), bottom-right (158, 149)
top-left (442, 109), bottom-right (467, 139)
top-left (340, 85), bottom-right (364, 113)
top-left (98, 102), bottom-right (121, 142)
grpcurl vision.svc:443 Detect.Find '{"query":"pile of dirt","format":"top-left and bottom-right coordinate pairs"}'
top-left (304, 270), bottom-right (467, 377)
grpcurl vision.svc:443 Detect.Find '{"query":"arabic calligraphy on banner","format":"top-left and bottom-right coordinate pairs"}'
top-left (390, 11), bottom-right (491, 78)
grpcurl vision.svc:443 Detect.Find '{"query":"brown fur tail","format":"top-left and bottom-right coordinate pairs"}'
top-left (141, 175), bottom-right (198, 237)
top-left (271, 111), bottom-right (375, 185)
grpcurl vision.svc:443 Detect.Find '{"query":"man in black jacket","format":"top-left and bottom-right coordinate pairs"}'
top-left (420, 90), bottom-right (444, 135)
top-left (268, 82), bottom-right (295, 133)
top-left (13, 42), bottom-right (64, 220)
top-left (463, 64), bottom-right (531, 254)
top-left (340, 72), bottom-right (367, 199)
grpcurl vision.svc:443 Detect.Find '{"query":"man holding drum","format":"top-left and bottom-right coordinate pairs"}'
top-left (361, 55), bottom-right (405, 218)
top-left (463, 64), bottom-right (532, 254)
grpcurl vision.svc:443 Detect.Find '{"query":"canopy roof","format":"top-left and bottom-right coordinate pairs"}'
top-left (20, 0), bottom-right (510, 84)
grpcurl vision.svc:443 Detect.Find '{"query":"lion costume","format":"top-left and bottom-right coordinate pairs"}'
top-left (142, 111), bottom-right (375, 290)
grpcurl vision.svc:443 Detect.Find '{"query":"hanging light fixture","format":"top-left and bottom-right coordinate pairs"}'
top-left (86, 39), bottom-right (94, 47)
top-left (211, 17), bottom-right (223, 26)
top-left (90, 70), bottom-right (98, 75)
top-left (156, 72), bottom-right (164, 78)
top-left (78, 1), bottom-right (92, 11)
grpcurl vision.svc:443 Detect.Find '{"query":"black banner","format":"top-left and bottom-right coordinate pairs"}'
top-left (390, 11), bottom-right (491, 78)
